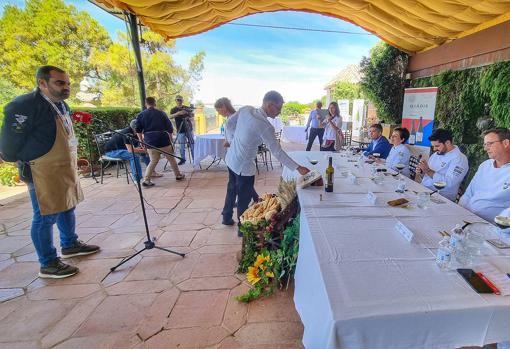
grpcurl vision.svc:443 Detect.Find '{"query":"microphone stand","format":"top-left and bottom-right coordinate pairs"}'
top-left (95, 121), bottom-right (186, 271)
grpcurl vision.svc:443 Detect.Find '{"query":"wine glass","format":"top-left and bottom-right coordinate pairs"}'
top-left (494, 215), bottom-right (510, 244)
top-left (433, 181), bottom-right (446, 195)
top-left (306, 156), bottom-right (318, 166)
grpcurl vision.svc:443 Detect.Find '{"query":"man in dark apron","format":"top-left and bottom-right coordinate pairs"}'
top-left (0, 66), bottom-right (100, 279)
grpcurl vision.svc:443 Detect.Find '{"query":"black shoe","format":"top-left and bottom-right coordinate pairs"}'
top-left (222, 218), bottom-right (235, 226)
top-left (61, 240), bottom-right (100, 258)
top-left (176, 174), bottom-right (186, 181)
top-left (142, 180), bottom-right (155, 187)
top-left (237, 230), bottom-right (243, 237)
top-left (39, 258), bottom-right (79, 279)
top-left (178, 159), bottom-right (186, 165)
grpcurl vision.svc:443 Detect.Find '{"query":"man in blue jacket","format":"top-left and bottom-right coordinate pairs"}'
top-left (363, 123), bottom-right (392, 159)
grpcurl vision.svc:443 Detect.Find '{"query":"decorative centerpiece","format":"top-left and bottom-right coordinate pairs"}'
top-left (237, 178), bottom-right (300, 302)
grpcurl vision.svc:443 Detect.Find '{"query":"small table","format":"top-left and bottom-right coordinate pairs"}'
top-left (193, 134), bottom-right (227, 169)
top-left (282, 125), bottom-right (307, 144)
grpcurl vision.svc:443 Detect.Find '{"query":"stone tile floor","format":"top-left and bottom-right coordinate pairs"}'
top-left (0, 143), bottom-right (308, 348)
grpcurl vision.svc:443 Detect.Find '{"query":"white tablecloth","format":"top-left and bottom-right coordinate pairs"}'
top-left (193, 134), bottom-right (226, 167)
top-left (283, 151), bottom-right (510, 349)
top-left (282, 125), bottom-right (307, 144)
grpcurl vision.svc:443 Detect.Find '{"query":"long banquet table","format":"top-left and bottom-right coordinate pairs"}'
top-left (283, 151), bottom-right (510, 349)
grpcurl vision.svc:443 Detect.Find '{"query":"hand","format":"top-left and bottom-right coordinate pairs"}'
top-left (418, 159), bottom-right (430, 172)
top-left (297, 166), bottom-right (310, 175)
top-left (374, 158), bottom-right (383, 164)
top-left (304, 128), bottom-right (308, 133)
top-left (224, 141), bottom-right (230, 148)
top-left (177, 110), bottom-right (187, 116)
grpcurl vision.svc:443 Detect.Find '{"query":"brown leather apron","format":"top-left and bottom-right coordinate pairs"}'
top-left (29, 108), bottom-right (83, 215)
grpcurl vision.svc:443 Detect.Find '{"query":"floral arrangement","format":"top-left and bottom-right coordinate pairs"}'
top-left (237, 251), bottom-right (276, 302)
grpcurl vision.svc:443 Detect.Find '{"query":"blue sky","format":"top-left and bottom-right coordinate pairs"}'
top-left (1, 0), bottom-right (380, 105)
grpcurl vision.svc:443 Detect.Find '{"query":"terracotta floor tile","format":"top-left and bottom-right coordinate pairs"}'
top-left (145, 326), bottom-right (229, 349)
top-left (196, 244), bottom-right (241, 255)
top-left (171, 211), bottom-right (210, 225)
top-left (41, 293), bottom-right (105, 348)
top-left (136, 287), bottom-right (180, 340)
top-left (0, 288), bottom-right (24, 302)
top-left (76, 293), bottom-right (157, 336)
top-left (156, 229), bottom-right (197, 247)
top-left (207, 228), bottom-right (242, 245)
top-left (0, 236), bottom-right (31, 254)
top-left (168, 252), bottom-right (200, 284)
top-left (234, 322), bottom-right (304, 346)
top-left (222, 284), bottom-right (250, 333)
top-left (77, 214), bottom-right (123, 228)
top-left (178, 276), bottom-right (240, 291)
top-left (125, 256), bottom-right (179, 281)
top-left (191, 253), bottom-right (239, 278)
top-left (27, 284), bottom-right (101, 300)
top-left (247, 289), bottom-right (301, 323)
top-left (166, 289), bottom-right (229, 328)
top-left (0, 262), bottom-right (39, 288)
top-left (0, 341), bottom-right (40, 349)
top-left (94, 232), bottom-right (143, 250)
top-left (0, 299), bottom-right (76, 342)
top-left (106, 279), bottom-right (172, 295)
top-left (55, 258), bottom-right (122, 285)
top-left (52, 332), bottom-right (141, 349)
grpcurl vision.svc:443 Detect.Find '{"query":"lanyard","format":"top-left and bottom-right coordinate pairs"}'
top-left (40, 92), bottom-right (73, 136)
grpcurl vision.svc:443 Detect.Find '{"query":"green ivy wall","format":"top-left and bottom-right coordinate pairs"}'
top-left (411, 61), bottom-right (510, 181)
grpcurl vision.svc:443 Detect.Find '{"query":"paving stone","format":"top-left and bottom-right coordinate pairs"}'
top-left (52, 332), bottom-right (141, 349)
top-left (0, 299), bottom-right (76, 342)
top-left (0, 288), bottom-right (24, 303)
top-left (156, 229), bottom-right (197, 247)
top-left (0, 342), bottom-right (39, 349)
top-left (27, 284), bottom-right (101, 300)
top-left (136, 287), bottom-right (180, 340)
top-left (77, 214), bottom-right (124, 228)
top-left (0, 262), bottom-right (39, 288)
top-left (191, 253), bottom-right (239, 277)
top-left (76, 293), bottom-right (157, 336)
top-left (234, 322), bottom-right (304, 346)
top-left (145, 326), bottom-right (229, 349)
top-left (0, 236), bottom-right (31, 254)
top-left (247, 288), bottom-right (301, 323)
top-left (222, 284), bottom-right (250, 333)
top-left (41, 292), bottom-right (105, 348)
top-left (207, 228), bottom-right (242, 245)
top-left (55, 258), bottom-right (122, 285)
top-left (178, 276), bottom-right (240, 291)
top-left (197, 244), bottom-right (241, 254)
top-left (166, 289), bottom-right (229, 328)
top-left (125, 256), bottom-right (178, 281)
top-left (168, 251), bottom-right (200, 284)
top-left (106, 279), bottom-right (172, 295)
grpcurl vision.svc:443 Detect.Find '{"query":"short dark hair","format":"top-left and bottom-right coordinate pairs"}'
top-left (428, 128), bottom-right (453, 143)
top-left (369, 123), bottom-right (383, 132)
top-left (145, 97), bottom-right (156, 106)
top-left (483, 127), bottom-right (510, 141)
top-left (36, 65), bottom-right (65, 84)
top-left (393, 127), bottom-right (410, 142)
top-left (316, 101), bottom-right (322, 108)
top-left (263, 90), bottom-right (284, 105)
top-left (214, 97), bottom-right (236, 114)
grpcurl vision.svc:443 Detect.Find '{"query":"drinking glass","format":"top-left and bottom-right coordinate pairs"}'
top-left (416, 192), bottom-right (430, 209)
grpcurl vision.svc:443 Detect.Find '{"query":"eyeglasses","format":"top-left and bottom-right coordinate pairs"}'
top-left (176, 99), bottom-right (183, 102)
top-left (483, 140), bottom-right (502, 148)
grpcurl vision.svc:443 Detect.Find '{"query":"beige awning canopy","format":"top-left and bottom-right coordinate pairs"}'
top-left (92, 0), bottom-right (510, 53)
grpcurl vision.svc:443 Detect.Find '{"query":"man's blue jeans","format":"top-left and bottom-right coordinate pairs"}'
top-left (176, 133), bottom-right (194, 161)
top-left (28, 183), bottom-right (78, 267)
top-left (105, 150), bottom-right (149, 182)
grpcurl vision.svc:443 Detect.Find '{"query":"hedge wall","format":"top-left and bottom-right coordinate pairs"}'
top-left (411, 61), bottom-right (510, 181)
top-left (71, 107), bottom-right (141, 160)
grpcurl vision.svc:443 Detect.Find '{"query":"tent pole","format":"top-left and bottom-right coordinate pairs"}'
top-left (127, 13), bottom-right (146, 110)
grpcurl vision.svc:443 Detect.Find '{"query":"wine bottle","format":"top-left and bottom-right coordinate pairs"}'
top-left (416, 116), bottom-right (424, 144)
top-left (409, 119), bottom-right (416, 145)
top-left (325, 156), bottom-right (334, 192)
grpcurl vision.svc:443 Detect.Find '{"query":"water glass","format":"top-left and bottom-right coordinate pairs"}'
top-left (465, 229), bottom-right (485, 256)
top-left (373, 172), bottom-right (384, 185)
top-left (396, 177), bottom-right (407, 193)
top-left (416, 192), bottom-right (430, 209)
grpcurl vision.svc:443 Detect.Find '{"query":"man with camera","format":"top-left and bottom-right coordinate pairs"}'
top-left (169, 95), bottom-right (194, 165)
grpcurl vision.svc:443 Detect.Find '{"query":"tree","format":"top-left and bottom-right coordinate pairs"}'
top-left (331, 81), bottom-right (362, 102)
top-left (0, 0), bottom-right (111, 104)
top-left (89, 31), bottom-right (205, 110)
top-left (359, 42), bottom-right (408, 123)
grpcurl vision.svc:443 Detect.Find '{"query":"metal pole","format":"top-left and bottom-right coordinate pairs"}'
top-left (128, 13), bottom-right (146, 110)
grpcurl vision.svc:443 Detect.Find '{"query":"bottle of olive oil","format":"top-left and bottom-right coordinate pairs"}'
top-left (325, 156), bottom-right (334, 192)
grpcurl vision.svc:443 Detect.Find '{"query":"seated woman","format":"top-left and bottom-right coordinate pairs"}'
top-left (320, 101), bottom-right (343, 151)
top-left (375, 127), bottom-right (411, 176)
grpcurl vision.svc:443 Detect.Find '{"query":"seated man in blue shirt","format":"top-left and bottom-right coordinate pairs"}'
top-left (104, 120), bottom-right (151, 182)
top-left (363, 123), bottom-right (392, 159)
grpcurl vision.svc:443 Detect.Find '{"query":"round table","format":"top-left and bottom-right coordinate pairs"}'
top-left (193, 134), bottom-right (227, 168)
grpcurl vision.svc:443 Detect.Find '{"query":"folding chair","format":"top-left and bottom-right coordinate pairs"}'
top-left (93, 132), bottom-right (130, 184)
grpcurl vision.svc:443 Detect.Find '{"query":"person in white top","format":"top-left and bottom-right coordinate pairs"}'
top-left (418, 128), bottom-right (469, 201)
top-left (320, 101), bottom-right (343, 151)
top-left (214, 97), bottom-right (258, 225)
top-left (459, 128), bottom-right (510, 222)
top-left (224, 91), bottom-right (310, 236)
top-left (375, 127), bottom-right (411, 177)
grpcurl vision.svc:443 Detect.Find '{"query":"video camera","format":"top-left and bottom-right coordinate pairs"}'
top-left (180, 104), bottom-right (195, 115)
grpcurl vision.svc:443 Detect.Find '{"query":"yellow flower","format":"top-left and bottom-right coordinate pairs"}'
top-left (247, 266), bottom-right (261, 285)
top-left (254, 254), bottom-right (267, 268)
top-left (265, 271), bottom-right (274, 278)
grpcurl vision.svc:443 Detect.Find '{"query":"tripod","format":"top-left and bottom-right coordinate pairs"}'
top-left (100, 126), bottom-right (185, 272)
top-left (171, 113), bottom-right (194, 164)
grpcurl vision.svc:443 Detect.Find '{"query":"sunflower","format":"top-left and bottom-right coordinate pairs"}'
top-left (247, 266), bottom-right (261, 285)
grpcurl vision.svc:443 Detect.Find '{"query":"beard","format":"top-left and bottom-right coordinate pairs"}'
top-left (49, 86), bottom-right (70, 100)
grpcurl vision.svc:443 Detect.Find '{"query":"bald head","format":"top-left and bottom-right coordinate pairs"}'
top-left (262, 90), bottom-right (284, 118)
